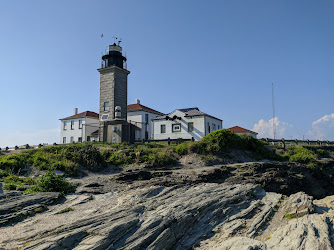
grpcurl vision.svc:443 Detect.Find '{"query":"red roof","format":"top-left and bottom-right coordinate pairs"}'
top-left (228, 126), bottom-right (258, 134)
top-left (127, 103), bottom-right (164, 115)
top-left (60, 111), bottom-right (99, 120)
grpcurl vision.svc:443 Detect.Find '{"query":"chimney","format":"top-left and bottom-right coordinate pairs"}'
top-left (135, 99), bottom-right (140, 104)
top-left (74, 108), bottom-right (78, 115)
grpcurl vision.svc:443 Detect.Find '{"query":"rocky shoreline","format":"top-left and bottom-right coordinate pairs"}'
top-left (1, 159), bottom-right (334, 249)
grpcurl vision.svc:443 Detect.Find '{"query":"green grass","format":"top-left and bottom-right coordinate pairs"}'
top-left (0, 173), bottom-right (36, 191)
top-left (57, 207), bottom-right (74, 214)
top-left (170, 129), bottom-right (283, 161)
top-left (284, 213), bottom-right (300, 219)
top-left (0, 144), bottom-right (106, 176)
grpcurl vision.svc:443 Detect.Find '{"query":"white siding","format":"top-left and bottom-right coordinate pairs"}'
top-left (128, 111), bottom-right (160, 140)
top-left (204, 116), bottom-right (223, 136)
top-left (153, 111), bottom-right (204, 141)
top-left (153, 110), bottom-right (223, 141)
top-left (60, 117), bottom-right (99, 144)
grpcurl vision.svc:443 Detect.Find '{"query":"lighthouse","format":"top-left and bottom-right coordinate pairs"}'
top-left (98, 43), bottom-right (134, 143)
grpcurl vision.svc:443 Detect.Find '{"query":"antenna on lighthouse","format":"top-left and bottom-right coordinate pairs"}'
top-left (272, 83), bottom-right (277, 140)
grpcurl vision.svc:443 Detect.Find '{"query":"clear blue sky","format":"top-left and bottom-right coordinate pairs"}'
top-left (1, 0), bottom-right (333, 147)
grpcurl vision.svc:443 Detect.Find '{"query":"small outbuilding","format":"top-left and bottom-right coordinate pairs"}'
top-left (228, 126), bottom-right (258, 139)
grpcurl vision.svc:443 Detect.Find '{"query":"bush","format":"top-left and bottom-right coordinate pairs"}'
top-left (0, 154), bottom-right (28, 173)
top-left (0, 144), bottom-right (107, 176)
top-left (0, 170), bottom-right (10, 178)
top-left (316, 149), bottom-right (328, 158)
top-left (107, 152), bottom-right (133, 166)
top-left (50, 160), bottom-right (79, 175)
top-left (149, 150), bottom-right (177, 167)
top-left (25, 171), bottom-right (76, 194)
top-left (289, 147), bottom-right (317, 163)
top-left (172, 143), bottom-right (188, 155)
top-left (3, 182), bottom-right (19, 190)
top-left (198, 129), bottom-right (281, 160)
top-left (200, 154), bottom-right (218, 165)
top-left (201, 129), bottom-right (243, 153)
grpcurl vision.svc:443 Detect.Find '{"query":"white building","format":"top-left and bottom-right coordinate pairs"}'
top-left (152, 107), bottom-right (222, 141)
top-left (228, 126), bottom-right (258, 139)
top-left (60, 101), bottom-right (163, 143)
top-left (127, 99), bottom-right (164, 141)
top-left (60, 109), bottom-right (99, 144)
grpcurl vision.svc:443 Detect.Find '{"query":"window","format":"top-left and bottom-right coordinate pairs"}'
top-left (70, 136), bottom-right (74, 142)
top-left (188, 122), bottom-right (194, 132)
top-left (63, 121), bottom-right (67, 130)
top-left (208, 122), bottom-right (210, 133)
top-left (172, 123), bottom-right (181, 132)
top-left (161, 124), bottom-right (166, 133)
top-left (218, 125), bottom-right (220, 129)
top-left (63, 137), bottom-right (66, 144)
top-left (87, 136), bottom-right (91, 142)
top-left (79, 120), bottom-right (82, 129)
top-left (71, 121), bottom-right (74, 130)
top-left (78, 137), bottom-right (82, 143)
top-left (101, 114), bottom-right (109, 121)
top-left (104, 102), bottom-right (109, 111)
top-left (145, 114), bottom-right (149, 124)
top-left (213, 124), bottom-right (216, 131)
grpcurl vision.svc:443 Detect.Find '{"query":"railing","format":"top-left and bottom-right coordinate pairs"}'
top-left (0, 143), bottom-right (59, 152)
top-left (260, 138), bottom-right (334, 149)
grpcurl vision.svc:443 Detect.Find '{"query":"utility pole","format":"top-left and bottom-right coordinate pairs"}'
top-left (272, 83), bottom-right (277, 140)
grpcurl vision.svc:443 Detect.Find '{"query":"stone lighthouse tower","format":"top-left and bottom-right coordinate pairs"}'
top-left (98, 43), bottom-right (134, 143)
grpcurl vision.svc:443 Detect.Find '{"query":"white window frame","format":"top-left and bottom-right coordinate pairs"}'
top-left (63, 121), bottom-right (67, 130)
top-left (101, 114), bottom-right (109, 121)
top-left (172, 123), bottom-right (181, 133)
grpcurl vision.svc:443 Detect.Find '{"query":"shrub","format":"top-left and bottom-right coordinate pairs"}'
top-left (0, 154), bottom-right (27, 173)
top-left (107, 152), bottom-right (133, 166)
top-left (149, 150), bottom-right (177, 167)
top-left (25, 171), bottom-right (76, 194)
top-left (50, 160), bottom-right (79, 175)
top-left (316, 149), bottom-right (328, 158)
top-left (200, 154), bottom-right (218, 165)
top-left (201, 129), bottom-right (242, 153)
top-left (0, 170), bottom-right (10, 178)
top-left (3, 182), bottom-right (18, 190)
top-left (32, 153), bottom-right (50, 170)
top-left (172, 143), bottom-right (188, 155)
top-left (188, 141), bottom-right (204, 154)
top-left (198, 129), bottom-right (281, 160)
top-left (289, 147), bottom-right (317, 164)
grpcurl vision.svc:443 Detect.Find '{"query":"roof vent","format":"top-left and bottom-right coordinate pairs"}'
top-left (135, 99), bottom-right (140, 104)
